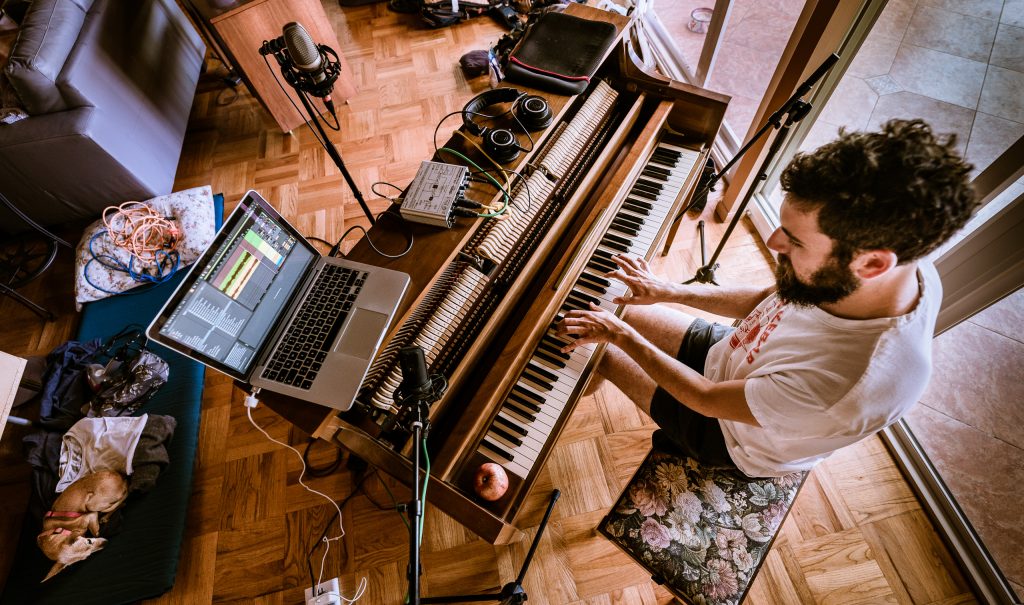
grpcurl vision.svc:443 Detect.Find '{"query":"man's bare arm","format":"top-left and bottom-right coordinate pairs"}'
top-left (660, 282), bottom-right (776, 319)
top-left (558, 305), bottom-right (759, 424)
top-left (607, 255), bottom-right (774, 319)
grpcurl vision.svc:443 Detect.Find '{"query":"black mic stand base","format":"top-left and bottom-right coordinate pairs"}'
top-left (420, 489), bottom-right (561, 605)
top-left (682, 219), bottom-right (719, 285)
top-left (684, 264), bottom-right (720, 286)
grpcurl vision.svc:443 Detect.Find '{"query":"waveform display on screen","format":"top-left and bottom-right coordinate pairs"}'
top-left (211, 226), bottom-right (286, 308)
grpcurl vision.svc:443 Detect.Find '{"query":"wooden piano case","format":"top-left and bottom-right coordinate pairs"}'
top-left (260, 4), bottom-right (729, 544)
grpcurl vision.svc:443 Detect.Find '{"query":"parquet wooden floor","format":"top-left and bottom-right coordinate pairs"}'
top-left (0, 2), bottom-right (978, 604)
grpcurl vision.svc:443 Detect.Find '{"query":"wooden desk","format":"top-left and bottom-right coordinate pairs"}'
top-left (187, 0), bottom-right (356, 132)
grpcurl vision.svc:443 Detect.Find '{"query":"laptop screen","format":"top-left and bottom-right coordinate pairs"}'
top-left (151, 193), bottom-right (316, 379)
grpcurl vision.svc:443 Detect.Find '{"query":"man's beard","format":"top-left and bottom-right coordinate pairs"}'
top-left (775, 253), bottom-right (859, 306)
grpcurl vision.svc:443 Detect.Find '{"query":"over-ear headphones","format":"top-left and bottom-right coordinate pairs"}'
top-left (462, 88), bottom-right (552, 164)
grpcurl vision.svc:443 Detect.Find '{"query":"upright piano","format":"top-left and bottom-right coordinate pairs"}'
top-left (261, 4), bottom-right (728, 544)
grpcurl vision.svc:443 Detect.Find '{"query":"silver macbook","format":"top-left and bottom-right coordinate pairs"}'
top-left (148, 190), bottom-right (410, 411)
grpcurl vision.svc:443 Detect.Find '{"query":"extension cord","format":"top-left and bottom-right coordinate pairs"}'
top-left (305, 577), bottom-right (341, 605)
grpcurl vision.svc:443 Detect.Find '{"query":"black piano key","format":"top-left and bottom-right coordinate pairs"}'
top-left (598, 234), bottom-right (630, 248)
top-left (562, 298), bottom-right (587, 313)
top-left (535, 349), bottom-right (567, 369)
top-left (508, 394), bottom-right (543, 414)
top-left (588, 259), bottom-right (617, 275)
top-left (512, 385), bottom-right (545, 405)
top-left (635, 179), bottom-right (663, 193)
top-left (494, 414), bottom-right (528, 436)
top-left (609, 221), bottom-right (639, 238)
top-left (577, 275), bottom-right (607, 295)
top-left (570, 290), bottom-right (601, 308)
top-left (630, 188), bottom-right (658, 201)
top-left (642, 166), bottom-right (671, 179)
top-left (526, 361), bottom-right (559, 384)
top-left (491, 425), bottom-right (523, 446)
top-left (505, 401), bottom-right (537, 422)
top-left (615, 211), bottom-right (645, 227)
top-left (622, 201), bottom-right (651, 216)
top-left (653, 148), bottom-right (681, 161)
top-left (539, 339), bottom-right (571, 360)
top-left (482, 438), bottom-right (514, 462)
top-left (580, 272), bottom-right (611, 288)
top-left (626, 197), bottom-right (654, 210)
top-left (600, 238), bottom-right (630, 253)
top-left (521, 372), bottom-right (553, 392)
top-left (590, 250), bottom-right (617, 266)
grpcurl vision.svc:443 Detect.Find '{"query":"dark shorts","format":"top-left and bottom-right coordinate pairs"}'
top-left (648, 317), bottom-right (737, 468)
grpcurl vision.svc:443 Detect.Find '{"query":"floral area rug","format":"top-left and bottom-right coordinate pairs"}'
top-left (598, 450), bottom-right (807, 604)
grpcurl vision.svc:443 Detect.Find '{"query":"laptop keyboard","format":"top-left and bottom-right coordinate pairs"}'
top-left (260, 265), bottom-right (368, 390)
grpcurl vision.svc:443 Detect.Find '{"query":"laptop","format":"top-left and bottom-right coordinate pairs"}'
top-left (148, 190), bottom-right (410, 411)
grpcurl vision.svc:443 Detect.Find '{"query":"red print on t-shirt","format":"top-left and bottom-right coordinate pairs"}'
top-left (730, 298), bottom-right (785, 364)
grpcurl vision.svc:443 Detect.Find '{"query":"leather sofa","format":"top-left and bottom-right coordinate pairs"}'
top-left (0, 0), bottom-right (205, 228)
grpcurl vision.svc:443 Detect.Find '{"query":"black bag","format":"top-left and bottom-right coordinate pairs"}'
top-left (84, 328), bottom-right (169, 418)
top-left (505, 10), bottom-right (618, 95)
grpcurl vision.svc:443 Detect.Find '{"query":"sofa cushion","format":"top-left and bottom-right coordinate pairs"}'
top-left (4, 0), bottom-right (94, 115)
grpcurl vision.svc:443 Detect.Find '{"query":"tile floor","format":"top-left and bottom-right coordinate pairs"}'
top-left (653, 0), bottom-right (1024, 598)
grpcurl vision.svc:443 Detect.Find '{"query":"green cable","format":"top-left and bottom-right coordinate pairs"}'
top-left (402, 440), bottom-right (431, 605)
top-left (437, 147), bottom-right (512, 217)
top-left (420, 439), bottom-right (429, 548)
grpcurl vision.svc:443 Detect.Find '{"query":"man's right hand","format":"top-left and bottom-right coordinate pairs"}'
top-left (607, 255), bottom-right (674, 305)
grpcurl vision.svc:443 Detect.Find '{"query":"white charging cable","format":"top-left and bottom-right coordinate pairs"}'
top-left (243, 389), bottom-right (367, 604)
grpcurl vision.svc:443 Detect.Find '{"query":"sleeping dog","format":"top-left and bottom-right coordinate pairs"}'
top-left (36, 470), bottom-right (129, 581)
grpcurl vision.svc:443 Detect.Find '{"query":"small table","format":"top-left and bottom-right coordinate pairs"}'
top-left (182, 0), bottom-right (356, 133)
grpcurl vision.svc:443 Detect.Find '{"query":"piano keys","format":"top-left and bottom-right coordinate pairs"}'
top-left (477, 141), bottom-right (699, 480)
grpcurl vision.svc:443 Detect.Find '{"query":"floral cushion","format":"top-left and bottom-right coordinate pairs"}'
top-left (598, 449), bottom-right (807, 605)
top-left (74, 186), bottom-right (216, 309)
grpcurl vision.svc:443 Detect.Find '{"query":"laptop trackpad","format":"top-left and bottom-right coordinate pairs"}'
top-left (333, 308), bottom-right (388, 359)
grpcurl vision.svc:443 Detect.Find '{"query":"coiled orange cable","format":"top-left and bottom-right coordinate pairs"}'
top-left (101, 202), bottom-right (181, 263)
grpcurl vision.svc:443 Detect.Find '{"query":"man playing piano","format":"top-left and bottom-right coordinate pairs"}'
top-left (556, 119), bottom-right (977, 477)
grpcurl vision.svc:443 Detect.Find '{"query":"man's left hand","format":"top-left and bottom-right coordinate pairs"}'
top-left (556, 303), bottom-right (635, 353)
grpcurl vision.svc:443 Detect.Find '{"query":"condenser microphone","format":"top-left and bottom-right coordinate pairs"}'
top-left (282, 22), bottom-right (337, 118)
top-left (398, 346), bottom-right (432, 402)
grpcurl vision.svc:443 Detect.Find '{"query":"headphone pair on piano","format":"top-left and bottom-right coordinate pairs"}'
top-left (461, 87), bottom-right (552, 164)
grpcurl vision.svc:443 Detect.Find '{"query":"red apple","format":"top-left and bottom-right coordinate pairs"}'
top-left (473, 462), bottom-right (509, 501)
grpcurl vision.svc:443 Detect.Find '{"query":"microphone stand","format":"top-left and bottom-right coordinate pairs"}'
top-left (672, 53), bottom-right (840, 285)
top-left (406, 395), bottom-right (429, 605)
top-left (420, 489), bottom-right (561, 605)
top-left (263, 43), bottom-right (377, 226)
top-left (394, 350), bottom-right (561, 605)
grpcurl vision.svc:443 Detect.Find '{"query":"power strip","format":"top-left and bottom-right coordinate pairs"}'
top-left (305, 577), bottom-right (341, 605)
top-left (399, 160), bottom-right (470, 228)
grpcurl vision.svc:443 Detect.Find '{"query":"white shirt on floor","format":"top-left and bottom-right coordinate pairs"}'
top-left (56, 414), bottom-right (148, 492)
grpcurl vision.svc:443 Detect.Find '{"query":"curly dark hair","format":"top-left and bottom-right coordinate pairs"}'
top-left (780, 119), bottom-right (976, 263)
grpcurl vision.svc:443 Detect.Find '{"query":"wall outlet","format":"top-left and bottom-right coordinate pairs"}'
top-left (304, 577), bottom-right (341, 605)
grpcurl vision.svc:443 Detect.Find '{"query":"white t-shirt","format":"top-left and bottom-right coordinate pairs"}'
top-left (705, 262), bottom-right (941, 477)
top-left (56, 414), bottom-right (148, 492)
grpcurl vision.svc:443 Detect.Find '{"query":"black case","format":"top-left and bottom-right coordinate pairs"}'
top-left (505, 11), bottom-right (618, 95)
